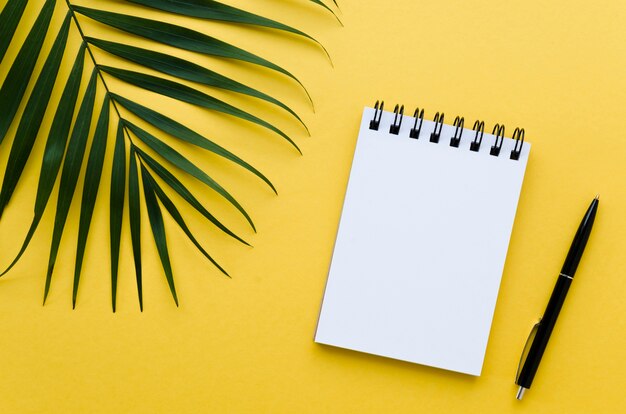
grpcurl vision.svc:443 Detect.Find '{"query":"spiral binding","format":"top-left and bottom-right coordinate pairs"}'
top-left (470, 120), bottom-right (485, 152)
top-left (430, 112), bottom-right (444, 143)
top-left (369, 101), bottom-right (384, 130)
top-left (510, 127), bottom-right (525, 160)
top-left (369, 100), bottom-right (526, 160)
top-left (409, 108), bottom-right (424, 139)
top-left (389, 104), bottom-right (404, 135)
top-left (450, 116), bottom-right (464, 148)
top-left (490, 124), bottom-right (505, 156)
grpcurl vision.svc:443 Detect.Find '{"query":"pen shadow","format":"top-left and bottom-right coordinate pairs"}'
top-left (315, 343), bottom-right (479, 386)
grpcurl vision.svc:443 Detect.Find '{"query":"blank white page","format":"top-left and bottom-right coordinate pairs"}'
top-left (315, 106), bottom-right (530, 376)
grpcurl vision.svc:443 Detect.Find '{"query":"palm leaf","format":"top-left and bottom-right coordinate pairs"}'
top-left (124, 0), bottom-right (331, 59)
top-left (140, 165), bottom-right (179, 306)
top-left (128, 148), bottom-right (143, 311)
top-left (0, 0), bottom-right (336, 309)
top-left (0, 0), bottom-right (56, 145)
top-left (72, 96), bottom-right (110, 309)
top-left (101, 65), bottom-right (302, 153)
top-left (309, 0), bottom-right (342, 23)
top-left (43, 70), bottom-right (98, 303)
top-left (0, 12), bottom-right (72, 217)
top-left (134, 147), bottom-right (248, 246)
top-left (73, 5), bottom-right (313, 105)
top-left (86, 37), bottom-right (308, 133)
top-left (110, 123), bottom-right (126, 312)
top-left (0, 44), bottom-right (86, 277)
top-left (112, 94), bottom-right (276, 194)
top-left (142, 164), bottom-right (230, 276)
top-left (0, 0), bottom-right (28, 63)
top-left (124, 120), bottom-right (256, 232)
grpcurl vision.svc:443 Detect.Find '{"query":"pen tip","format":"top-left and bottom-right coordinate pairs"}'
top-left (595, 194), bottom-right (600, 201)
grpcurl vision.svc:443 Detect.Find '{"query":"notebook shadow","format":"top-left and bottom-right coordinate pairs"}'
top-left (315, 343), bottom-right (479, 385)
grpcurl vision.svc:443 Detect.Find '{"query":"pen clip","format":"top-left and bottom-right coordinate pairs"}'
top-left (515, 318), bottom-right (542, 383)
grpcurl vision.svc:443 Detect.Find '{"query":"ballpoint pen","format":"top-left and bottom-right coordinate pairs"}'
top-left (515, 196), bottom-right (599, 400)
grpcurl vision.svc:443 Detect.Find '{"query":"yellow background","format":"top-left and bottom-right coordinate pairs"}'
top-left (1, 0), bottom-right (625, 412)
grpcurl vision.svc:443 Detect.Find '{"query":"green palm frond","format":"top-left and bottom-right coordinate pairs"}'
top-left (73, 5), bottom-right (314, 105)
top-left (0, 0), bottom-right (338, 310)
top-left (0, 0), bottom-right (28, 62)
top-left (125, 0), bottom-right (334, 58)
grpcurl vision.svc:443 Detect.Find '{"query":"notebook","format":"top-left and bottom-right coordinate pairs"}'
top-left (315, 102), bottom-right (530, 376)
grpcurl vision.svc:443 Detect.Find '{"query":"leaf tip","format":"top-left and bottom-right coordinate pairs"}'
top-left (317, 41), bottom-right (333, 66)
top-left (334, 12), bottom-right (344, 26)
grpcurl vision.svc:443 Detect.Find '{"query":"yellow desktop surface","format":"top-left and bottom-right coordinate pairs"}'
top-left (0, 0), bottom-right (625, 412)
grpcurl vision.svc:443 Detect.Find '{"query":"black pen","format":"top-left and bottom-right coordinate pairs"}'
top-left (515, 196), bottom-right (599, 400)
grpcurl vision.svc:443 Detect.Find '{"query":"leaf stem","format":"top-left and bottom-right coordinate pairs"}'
top-left (65, 0), bottom-right (134, 143)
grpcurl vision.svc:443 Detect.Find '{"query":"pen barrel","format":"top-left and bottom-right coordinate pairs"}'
top-left (516, 197), bottom-right (598, 395)
top-left (516, 275), bottom-right (572, 389)
top-left (561, 198), bottom-right (598, 276)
